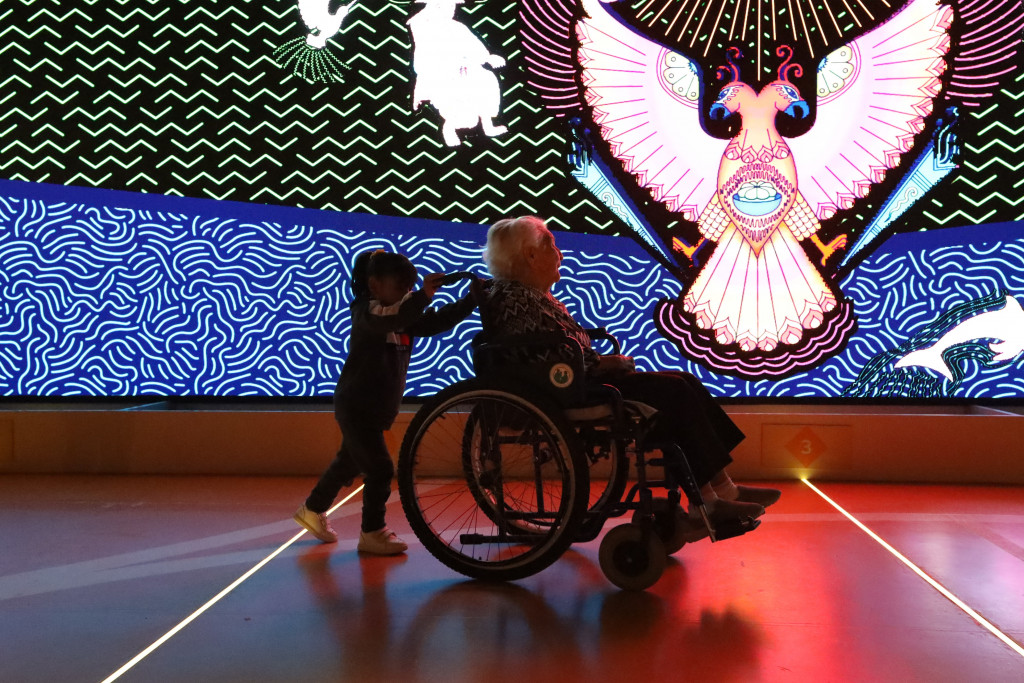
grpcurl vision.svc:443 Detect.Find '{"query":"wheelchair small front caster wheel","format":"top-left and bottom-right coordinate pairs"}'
top-left (599, 523), bottom-right (666, 591)
top-left (632, 498), bottom-right (697, 555)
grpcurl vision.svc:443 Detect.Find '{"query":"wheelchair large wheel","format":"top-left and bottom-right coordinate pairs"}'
top-left (399, 379), bottom-right (590, 582)
top-left (462, 404), bottom-right (547, 536)
top-left (462, 402), bottom-right (628, 540)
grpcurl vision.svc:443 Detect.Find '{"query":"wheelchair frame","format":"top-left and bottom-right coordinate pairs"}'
top-left (397, 276), bottom-right (758, 590)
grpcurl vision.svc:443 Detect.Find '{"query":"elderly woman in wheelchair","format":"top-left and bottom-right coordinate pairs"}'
top-left (397, 216), bottom-right (780, 590)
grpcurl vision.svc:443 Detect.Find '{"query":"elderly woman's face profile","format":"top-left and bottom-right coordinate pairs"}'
top-left (529, 228), bottom-right (563, 289)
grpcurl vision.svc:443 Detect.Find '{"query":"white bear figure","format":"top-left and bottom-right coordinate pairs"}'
top-left (408, 0), bottom-right (507, 146)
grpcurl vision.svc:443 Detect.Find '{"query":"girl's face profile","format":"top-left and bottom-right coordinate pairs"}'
top-left (369, 274), bottom-right (412, 306)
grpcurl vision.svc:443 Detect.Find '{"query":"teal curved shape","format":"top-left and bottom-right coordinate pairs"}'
top-left (732, 193), bottom-right (782, 216)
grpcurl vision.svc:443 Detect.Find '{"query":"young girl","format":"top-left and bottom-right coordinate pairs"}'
top-left (294, 249), bottom-right (477, 554)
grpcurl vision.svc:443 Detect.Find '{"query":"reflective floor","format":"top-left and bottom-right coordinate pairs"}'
top-left (2, 475), bottom-right (1023, 682)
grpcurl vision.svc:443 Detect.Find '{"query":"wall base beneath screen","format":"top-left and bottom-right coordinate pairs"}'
top-left (0, 403), bottom-right (1022, 485)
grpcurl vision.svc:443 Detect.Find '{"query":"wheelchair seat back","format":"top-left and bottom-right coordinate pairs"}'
top-left (471, 329), bottom-right (591, 408)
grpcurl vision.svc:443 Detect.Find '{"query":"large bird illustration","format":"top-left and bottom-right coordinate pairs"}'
top-left (519, 0), bottom-right (1023, 377)
top-left (679, 45), bottom-right (852, 352)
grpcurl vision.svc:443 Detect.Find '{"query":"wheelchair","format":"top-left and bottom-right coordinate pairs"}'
top-left (397, 275), bottom-right (759, 590)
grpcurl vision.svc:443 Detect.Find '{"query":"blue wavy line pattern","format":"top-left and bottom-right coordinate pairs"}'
top-left (0, 196), bottom-right (484, 396)
top-left (2, 193), bottom-right (1023, 397)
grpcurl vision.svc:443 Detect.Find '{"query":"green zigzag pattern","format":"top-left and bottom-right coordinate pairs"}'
top-left (0, 0), bottom-right (618, 234)
top-left (913, 70), bottom-right (1024, 227)
top-left (4, 0), bottom-right (1021, 235)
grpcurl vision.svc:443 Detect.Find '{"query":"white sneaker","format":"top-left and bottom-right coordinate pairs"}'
top-left (357, 527), bottom-right (408, 555)
top-left (293, 505), bottom-right (338, 543)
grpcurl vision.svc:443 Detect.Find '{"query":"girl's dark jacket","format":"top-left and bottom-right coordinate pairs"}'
top-left (335, 289), bottom-right (475, 428)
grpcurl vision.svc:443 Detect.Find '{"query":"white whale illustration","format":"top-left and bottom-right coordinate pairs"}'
top-left (894, 294), bottom-right (1024, 380)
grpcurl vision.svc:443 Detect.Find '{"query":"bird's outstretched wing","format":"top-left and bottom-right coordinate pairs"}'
top-left (945, 0), bottom-right (1024, 108)
top-left (573, 0), bottom-right (724, 221)
top-left (788, 0), bottom-right (953, 221)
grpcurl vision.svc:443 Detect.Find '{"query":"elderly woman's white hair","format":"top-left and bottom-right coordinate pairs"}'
top-left (483, 216), bottom-right (548, 279)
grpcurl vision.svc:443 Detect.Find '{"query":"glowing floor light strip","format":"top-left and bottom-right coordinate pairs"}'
top-left (802, 478), bottom-right (1024, 659)
top-left (100, 486), bottom-right (365, 683)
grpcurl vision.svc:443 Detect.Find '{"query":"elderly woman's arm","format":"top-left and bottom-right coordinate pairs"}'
top-left (593, 354), bottom-right (635, 375)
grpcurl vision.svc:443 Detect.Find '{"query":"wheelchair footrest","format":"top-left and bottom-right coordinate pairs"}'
top-left (711, 517), bottom-right (760, 542)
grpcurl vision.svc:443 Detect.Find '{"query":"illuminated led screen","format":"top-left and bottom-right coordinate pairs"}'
top-left (1, 0), bottom-right (1023, 399)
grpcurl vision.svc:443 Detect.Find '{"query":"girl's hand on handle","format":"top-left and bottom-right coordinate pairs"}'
top-left (422, 273), bottom-right (445, 298)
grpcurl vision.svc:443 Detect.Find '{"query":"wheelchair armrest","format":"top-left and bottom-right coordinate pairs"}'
top-left (582, 381), bottom-right (627, 428)
top-left (584, 327), bottom-right (621, 356)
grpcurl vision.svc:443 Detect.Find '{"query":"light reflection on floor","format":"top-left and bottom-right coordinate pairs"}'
top-left (2, 476), bottom-right (1022, 682)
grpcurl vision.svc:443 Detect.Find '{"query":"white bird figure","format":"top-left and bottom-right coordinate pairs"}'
top-left (299, 0), bottom-right (356, 49)
top-left (273, 0), bottom-right (357, 83)
top-left (895, 294), bottom-right (1024, 380)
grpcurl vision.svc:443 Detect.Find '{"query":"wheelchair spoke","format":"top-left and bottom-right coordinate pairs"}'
top-left (398, 382), bottom-right (589, 581)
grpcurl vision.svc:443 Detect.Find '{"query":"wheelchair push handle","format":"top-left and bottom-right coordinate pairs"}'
top-left (439, 271), bottom-right (492, 307)
top-left (586, 326), bottom-right (622, 356)
top-left (439, 271), bottom-right (481, 286)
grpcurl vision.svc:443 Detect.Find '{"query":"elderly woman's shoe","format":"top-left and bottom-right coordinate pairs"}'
top-left (735, 485), bottom-right (782, 508)
top-left (699, 498), bottom-right (765, 523)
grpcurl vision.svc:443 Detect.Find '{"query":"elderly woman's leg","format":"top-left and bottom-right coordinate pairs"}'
top-left (708, 470), bottom-right (782, 507)
top-left (607, 371), bottom-right (732, 481)
top-left (602, 371), bottom-right (763, 520)
top-left (607, 370), bottom-right (780, 513)
top-left (654, 370), bottom-right (781, 507)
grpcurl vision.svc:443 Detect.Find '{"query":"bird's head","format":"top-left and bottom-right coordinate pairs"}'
top-left (769, 46), bottom-right (809, 120)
